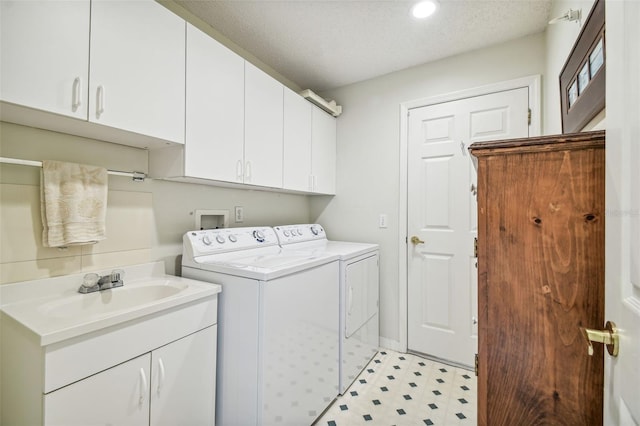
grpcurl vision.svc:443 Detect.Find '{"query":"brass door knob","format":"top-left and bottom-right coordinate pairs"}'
top-left (410, 236), bottom-right (425, 245)
top-left (581, 321), bottom-right (619, 357)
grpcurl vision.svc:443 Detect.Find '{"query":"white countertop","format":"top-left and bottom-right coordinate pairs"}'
top-left (0, 262), bottom-right (221, 346)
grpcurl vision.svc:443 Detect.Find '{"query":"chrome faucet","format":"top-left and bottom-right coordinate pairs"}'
top-left (78, 269), bottom-right (125, 293)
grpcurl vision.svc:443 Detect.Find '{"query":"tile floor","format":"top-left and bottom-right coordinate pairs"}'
top-left (315, 350), bottom-right (477, 425)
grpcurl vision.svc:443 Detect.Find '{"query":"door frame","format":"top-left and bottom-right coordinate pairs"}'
top-left (397, 75), bottom-right (542, 352)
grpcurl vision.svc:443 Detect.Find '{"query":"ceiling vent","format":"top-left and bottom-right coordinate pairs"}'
top-left (299, 89), bottom-right (342, 117)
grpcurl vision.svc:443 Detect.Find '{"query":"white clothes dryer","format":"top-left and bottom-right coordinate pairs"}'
top-left (274, 224), bottom-right (379, 395)
top-left (182, 226), bottom-right (340, 426)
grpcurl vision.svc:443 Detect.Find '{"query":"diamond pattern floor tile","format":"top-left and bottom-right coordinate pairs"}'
top-left (315, 350), bottom-right (477, 425)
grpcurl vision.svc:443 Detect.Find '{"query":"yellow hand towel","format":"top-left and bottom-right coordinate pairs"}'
top-left (41, 160), bottom-right (108, 247)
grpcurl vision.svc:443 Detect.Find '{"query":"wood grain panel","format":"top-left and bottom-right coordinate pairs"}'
top-left (472, 130), bottom-right (605, 425)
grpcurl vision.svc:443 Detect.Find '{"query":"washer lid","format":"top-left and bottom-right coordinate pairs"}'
top-left (280, 240), bottom-right (379, 260)
top-left (190, 248), bottom-right (339, 280)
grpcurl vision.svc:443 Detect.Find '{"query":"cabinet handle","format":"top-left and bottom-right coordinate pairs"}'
top-left (245, 161), bottom-right (252, 182)
top-left (139, 368), bottom-right (148, 406)
top-left (157, 358), bottom-right (166, 395)
top-left (96, 85), bottom-right (105, 119)
top-left (72, 77), bottom-right (82, 112)
top-left (236, 160), bottom-right (243, 181)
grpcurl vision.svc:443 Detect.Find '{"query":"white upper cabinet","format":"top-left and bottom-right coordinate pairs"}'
top-left (0, 0), bottom-right (90, 119)
top-left (89, 0), bottom-right (185, 144)
top-left (311, 106), bottom-right (337, 194)
top-left (184, 23), bottom-right (244, 182)
top-left (244, 62), bottom-right (284, 188)
top-left (283, 87), bottom-right (313, 192)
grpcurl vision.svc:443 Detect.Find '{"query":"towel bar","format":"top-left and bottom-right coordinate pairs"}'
top-left (0, 157), bottom-right (146, 182)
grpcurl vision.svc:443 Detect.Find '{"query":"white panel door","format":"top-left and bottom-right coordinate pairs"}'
top-left (244, 62), bottom-right (284, 188)
top-left (89, 0), bottom-right (185, 144)
top-left (283, 88), bottom-right (312, 191)
top-left (0, 0), bottom-right (90, 119)
top-left (150, 326), bottom-right (217, 426)
top-left (605, 1), bottom-right (640, 423)
top-left (185, 23), bottom-right (245, 182)
top-left (407, 88), bottom-right (529, 367)
top-left (44, 353), bottom-right (151, 426)
top-left (311, 106), bottom-right (337, 194)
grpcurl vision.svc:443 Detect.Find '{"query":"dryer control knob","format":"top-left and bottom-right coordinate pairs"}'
top-left (253, 230), bottom-right (266, 242)
top-left (202, 235), bottom-right (212, 245)
top-left (216, 235), bottom-right (226, 244)
top-left (228, 235), bottom-right (238, 243)
top-left (310, 226), bottom-right (319, 235)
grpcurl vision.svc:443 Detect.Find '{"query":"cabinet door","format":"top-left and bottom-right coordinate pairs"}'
top-left (150, 326), bottom-right (217, 426)
top-left (283, 88), bottom-right (312, 191)
top-left (311, 107), bottom-right (337, 194)
top-left (0, 0), bottom-right (89, 119)
top-left (43, 353), bottom-right (151, 426)
top-left (185, 23), bottom-right (244, 182)
top-left (244, 62), bottom-right (284, 188)
top-left (89, 0), bottom-right (185, 144)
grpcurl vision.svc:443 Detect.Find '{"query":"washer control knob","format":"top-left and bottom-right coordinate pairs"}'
top-left (216, 235), bottom-right (226, 244)
top-left (283, 230), bottom-right (290, 237)
top-left (228, 234), bottom-right (238, 243)
top-left (202, 235), bottom-right (212, 245)
top-left (253, 230), bottom-right (266, 242)
top-left (310, 226), bottom-right (319, 235)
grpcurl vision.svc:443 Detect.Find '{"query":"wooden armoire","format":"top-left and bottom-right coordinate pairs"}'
top-left (469, 130), bottom-right (605, 425)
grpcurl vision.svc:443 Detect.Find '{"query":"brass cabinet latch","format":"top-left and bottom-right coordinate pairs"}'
top-left (473, 237), bottom-right (478, 258)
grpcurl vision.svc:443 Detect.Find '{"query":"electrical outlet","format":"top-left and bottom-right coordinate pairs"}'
top-left (235, 206), bottom-right (244, 223)
top-left (379, 214), bottom-right (388, 228)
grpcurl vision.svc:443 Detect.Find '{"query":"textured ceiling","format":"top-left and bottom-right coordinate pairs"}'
top-left (177, 0), bottom-right (552, 92)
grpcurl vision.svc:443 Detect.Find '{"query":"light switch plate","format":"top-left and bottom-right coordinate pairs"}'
top-left (235, 206), bottom-right (244, 223)
top-left (379, 214), bottom-right (388, 228)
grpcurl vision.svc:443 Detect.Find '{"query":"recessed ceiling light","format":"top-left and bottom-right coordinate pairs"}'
top-left (411, 0), bottom-right (438, 19)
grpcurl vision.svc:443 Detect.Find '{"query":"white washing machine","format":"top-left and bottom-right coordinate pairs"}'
top-left (182, 226), bottom-right (340, 426)
top-left (274, 224), bottom-right (379, 395)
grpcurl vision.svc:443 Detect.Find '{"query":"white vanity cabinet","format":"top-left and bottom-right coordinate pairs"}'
top-left (0, 264), bottom-right (220, 426)
top-left (44, 353), bottom-right (152, 425)
top-left (88, 0), bottom-right (186, 144)
top-left (42, 326), bottom-right (217, 426)
top-left (244, 62), bottom-right (285, 188)
top-left (0, 0), bottom-right (90, 119)
top-left (150, 326), bottom-right (217, 425)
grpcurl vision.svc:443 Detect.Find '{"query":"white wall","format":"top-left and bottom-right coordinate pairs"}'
top-left (313, 33), bottom-right (546, 347)
top-left (544, 0), bottom-right (597, 134)
top-left (0, 122), bottom-right (311, 283)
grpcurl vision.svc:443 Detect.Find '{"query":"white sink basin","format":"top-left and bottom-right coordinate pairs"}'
top-left (38, 280), bottom-right (189, 320)
top-left (0, 262), bottom-right (221, 346)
